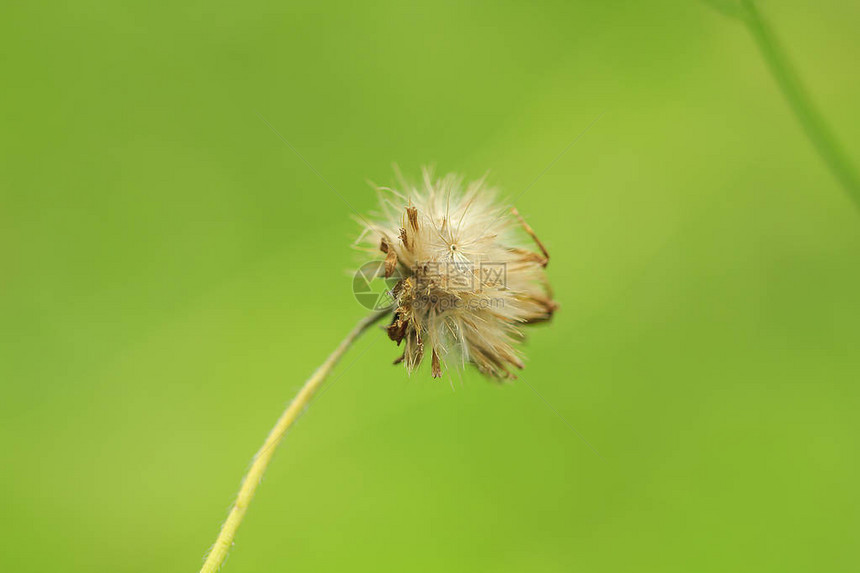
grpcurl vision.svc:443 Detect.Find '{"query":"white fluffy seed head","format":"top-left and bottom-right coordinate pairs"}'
top-left (357, 168), bottom-right (557, 380)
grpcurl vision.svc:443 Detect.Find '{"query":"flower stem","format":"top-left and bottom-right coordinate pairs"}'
top-left (199, 308), bottom-right (390, 573)
top-left (740, 0), bottom-right (860, 211)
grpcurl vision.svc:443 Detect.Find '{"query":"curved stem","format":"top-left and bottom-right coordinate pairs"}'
top-left (199, 309), bottom-right (391, 573)
top-left (740, 0), bottom-right (860, 211)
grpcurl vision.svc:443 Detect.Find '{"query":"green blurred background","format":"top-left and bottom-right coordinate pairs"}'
top-left (2, 1), bottom-right (860, 571)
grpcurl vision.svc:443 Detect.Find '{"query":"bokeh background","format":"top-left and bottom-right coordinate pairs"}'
top-left (2, 1), bottom-right (860, 571)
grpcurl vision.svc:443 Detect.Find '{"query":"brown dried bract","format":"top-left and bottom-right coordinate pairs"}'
top-left (384, 247), bottom-right (398, 278)
top-left (431, 349), bottom-right (442, 378)
top-left (406, 206), bottom-right (419, 231)
top-left (387, 313), bottom-right (407, 345)
top-left (512, 208), bottom-right (549, 267)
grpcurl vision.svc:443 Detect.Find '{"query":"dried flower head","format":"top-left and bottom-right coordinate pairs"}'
top-left (357, 169), bottom-right (558, 380)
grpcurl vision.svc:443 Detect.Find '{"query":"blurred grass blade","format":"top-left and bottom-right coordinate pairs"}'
top-left (737, 0), bottom-right (860, 211)
top-left (701, 0), bottom-right (744, 19)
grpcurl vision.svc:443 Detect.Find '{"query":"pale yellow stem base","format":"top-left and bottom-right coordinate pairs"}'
top-left (199, 309), bottom-right (390, 573)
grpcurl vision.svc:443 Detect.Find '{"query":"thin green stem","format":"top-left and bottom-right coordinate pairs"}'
top-left (740, 0), bottom-right (860, 211)
top-left (199, 308), bottom-right (390, 573)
